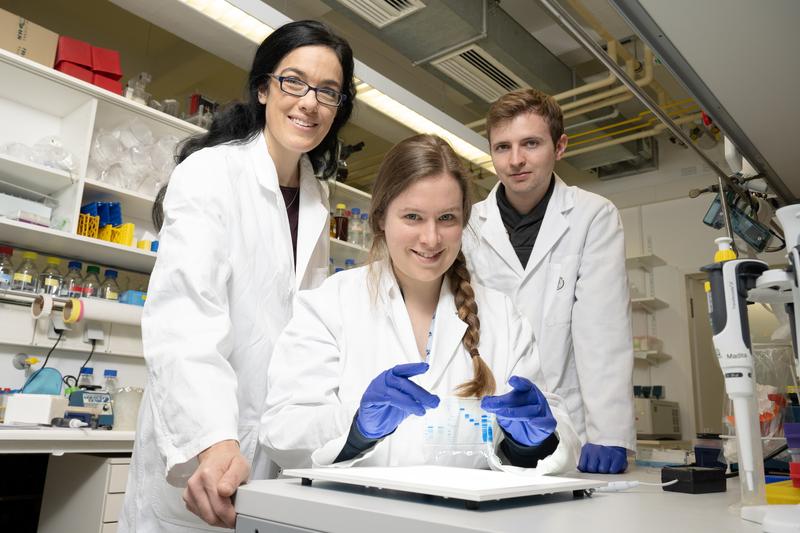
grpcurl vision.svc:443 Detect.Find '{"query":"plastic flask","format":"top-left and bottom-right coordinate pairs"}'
top-left (77, 367), bottom-right (95, 389)
top-left (60, 261), bottom-right (84, 298)
top-left (334, 203), bottom-right (348, 242)
top-left (103, 369), bottom-right (119, 395)
top-left (348, 208), bottom-right (362, 246)
top-left (39, 257), bottom-right (63, 295)
top-left (82, 266), bottom-right (102, 298)
top-left (12, 251), bottom-right (39, 292)
top-left (361, 213), bottom-right (372, 248)
top-left (100, 269), bottom-right (121, 300)
top-left (344, 258), bottom-right (356, 270)
top-left (0, 245), bottom-right (13, 290)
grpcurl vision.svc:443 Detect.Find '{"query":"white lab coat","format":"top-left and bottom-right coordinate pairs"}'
top-left (462, 176), bottom-right (636, 451)
top-left (261, 262), bottom-right (581, 474)
top-left (120, 132), bottom-right (330, 533)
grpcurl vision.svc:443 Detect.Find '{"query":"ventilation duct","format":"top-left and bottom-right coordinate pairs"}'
top-left (431, 45), bottom-right (528, 103)
top-left (327, 0), bottom-right (573, 102)
top-left (335, 0), bottom-right (426, 28)
top-left (568, 138), bottom-right (659, 180)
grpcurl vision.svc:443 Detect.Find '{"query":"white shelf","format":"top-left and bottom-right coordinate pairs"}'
top-left (328, 180), bottom-right (371, 211)
top-left (0, 48), bottom-right (202, 137)
top-left (625, 254), bottom-right (666, 272)
top-left (82, 178), bottom-right (156, 222)
top-left (0, 153), bottom-right (75, 196)
top-left (634, 350), bottom-right (672, 365)
top-left (330, 237), bottom-right (369, 267)
top-left (631, 296), bottom-right (668, 312)
top-left (0, 217), bottom-right (156, 273)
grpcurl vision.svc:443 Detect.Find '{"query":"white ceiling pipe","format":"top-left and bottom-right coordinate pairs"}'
top-left (555, 40), bottom-right (619, 100)
top-left (561, 47), bottom-right (653, 112)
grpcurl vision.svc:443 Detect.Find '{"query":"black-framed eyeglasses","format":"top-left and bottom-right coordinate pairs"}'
top-left (268, 74), bottom-right (346, 107)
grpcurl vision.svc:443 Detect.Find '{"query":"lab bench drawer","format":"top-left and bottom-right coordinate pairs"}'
top-left (104, 492), bottom-right (125, 523)
top-left (108, 464), bottom-right (130, 493)
top-left (102, 523), bottom-right (118, 533)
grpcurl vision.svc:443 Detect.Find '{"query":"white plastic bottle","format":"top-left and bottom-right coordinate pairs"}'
top-left (348, 207), bottom-right (363, 246)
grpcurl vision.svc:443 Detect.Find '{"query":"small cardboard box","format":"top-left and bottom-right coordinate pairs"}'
top-left (91, 45), bottom-right (121, 80)
top-left (0, 7), bottom-right (58, 67)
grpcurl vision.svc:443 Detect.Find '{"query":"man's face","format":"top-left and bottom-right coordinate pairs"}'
top-left (489, 111), bottom-right (568, 205)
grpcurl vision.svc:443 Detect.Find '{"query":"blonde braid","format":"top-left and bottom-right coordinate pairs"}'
top-left (449, 251), bottom-right (496, 398)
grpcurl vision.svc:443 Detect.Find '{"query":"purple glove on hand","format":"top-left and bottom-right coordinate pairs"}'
top-left (356, 362), bottom-right (440, 440)
top-left (480, 376), bottom-right (556, 447)
top-left (578, 443), bottom-right (628, 473)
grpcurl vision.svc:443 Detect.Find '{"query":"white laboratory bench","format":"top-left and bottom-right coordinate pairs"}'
top-left (0, 427), bottom-right (134, 453)
top-left (234, 466), bottom-right (761, 533)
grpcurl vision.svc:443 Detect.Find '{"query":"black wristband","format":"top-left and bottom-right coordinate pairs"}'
top-left (333, 415), bottom-right (381, 463)
top-left (500, 431), bottom-right (560, 468)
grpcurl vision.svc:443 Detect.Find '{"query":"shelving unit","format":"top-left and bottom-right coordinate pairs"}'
top-left (0, 47), bottom-right (198, 273)
top-left (626, 252), bottom-right (670, 366)
top-left (328, 180), bottom-right (372, 267)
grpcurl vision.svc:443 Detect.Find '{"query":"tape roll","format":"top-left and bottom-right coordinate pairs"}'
top-left (63, 297), bottom-right (141, 326)
top-left (31, 295), bottom-right (54, 319)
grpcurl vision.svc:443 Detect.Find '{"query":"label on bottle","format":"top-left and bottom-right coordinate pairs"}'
top-left (83, 286), bottom-right (97, 297)
top-left (44, 278), bottom-right (60, 287)
top-left (106, 290), bottom-right (118, 300)
top-left (13, 273), bottom-right (32, 283)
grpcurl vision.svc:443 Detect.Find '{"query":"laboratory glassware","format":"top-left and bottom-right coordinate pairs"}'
top-left (60, 261), bottom-right (84, 298)
top-left (100, 269), bottom-right (121, 300)
top-left (82, 266), bottom-right (102, 298)
top-left (12, 251), bottom-right (39, 292)
top-left (334, 203), bottom-right (348, 241)
top-left (0, 245), bottom-right (13, 289)
top-left (39, 256), bottom-right (63, 295)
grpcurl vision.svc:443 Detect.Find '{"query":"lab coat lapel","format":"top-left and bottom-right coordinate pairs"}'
top-left (478, 185), bottom-right (525, 277)
top-left (295, 156), bottom-right (328, 288)
top-left (247, 132), bottom-right (294, 265)
top-left (377, 266), bottom-right (423, 365)
top-left (424, 282), bottom-right (468, 391)
top-left (521, 176), bottom-right (572, 282)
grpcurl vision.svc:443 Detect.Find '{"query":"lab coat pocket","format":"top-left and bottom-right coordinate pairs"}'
top-left (544, 256), bottom-right (579, 326)
top-left (152, 478), bottom-right (227, 531)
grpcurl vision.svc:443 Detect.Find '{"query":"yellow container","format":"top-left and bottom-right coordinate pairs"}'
top-left (137, 240), bottom-right (152, 251)
top-left (766, 480), bottom-right (800, 504)
top-left (98, 225), bottom-right (114, 242)
top-left (112, 223), bottom-right (135, 246)
top-left (77, 213), bottom-right (99, 238)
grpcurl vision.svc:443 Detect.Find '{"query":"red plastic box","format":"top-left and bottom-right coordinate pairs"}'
top-left (91, 45), bottom-right (121, 80)
top-left (57, 61), bottom-right (92, 83)
top-left (791, 462), bottom-right (800, 489)
top-left (92, 72), bottom-right (122, 95)
top-left (55, 35), bottom-right (91, 69)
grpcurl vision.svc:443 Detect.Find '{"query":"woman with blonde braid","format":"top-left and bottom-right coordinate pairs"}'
top-left (261, 134), bottom-right (580, 472)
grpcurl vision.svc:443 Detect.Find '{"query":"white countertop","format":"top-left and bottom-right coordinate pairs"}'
top-left (235, 466), bottom-right (760, 533)
top-left (0, 427), bottom-right (134, 454)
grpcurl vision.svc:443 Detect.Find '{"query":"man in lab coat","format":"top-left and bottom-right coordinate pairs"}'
top-left (463, 88), bottom-right (635, 473)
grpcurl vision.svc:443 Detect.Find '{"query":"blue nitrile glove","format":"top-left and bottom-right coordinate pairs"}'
top-left (578, 443), bottom-right (628, 474)
top-left (355, 362), bottom-right (440, 439)
top-left (480, 376), bottom-right (557, 447)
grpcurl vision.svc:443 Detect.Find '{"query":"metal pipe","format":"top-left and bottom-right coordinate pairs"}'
top-left (412, 0), bottom-right (487, 66)
top-left (537, 0), bottom-right (747, 244)
top-left (563, 113), bottom-right (700, 157)
top-left (563, 93), bottom-right (632, 119)
top-left (565, 108), bottom-right (620, 130)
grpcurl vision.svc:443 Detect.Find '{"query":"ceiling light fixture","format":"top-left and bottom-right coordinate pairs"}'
top-left (179, 0), bottom-right (495, 175)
